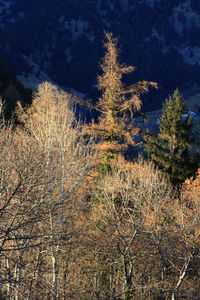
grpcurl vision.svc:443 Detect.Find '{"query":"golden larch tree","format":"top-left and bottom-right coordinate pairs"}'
top-left (76, 32), bottom-right (157, 170)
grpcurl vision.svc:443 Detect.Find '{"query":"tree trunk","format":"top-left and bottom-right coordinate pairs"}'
top-left (171, 256), bottom-right (191, 300)
top-left (51, 249), bottom-right (59, 300)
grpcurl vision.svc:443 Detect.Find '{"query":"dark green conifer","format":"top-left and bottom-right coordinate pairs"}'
top-left (144, 89), bottom-right (197, 185)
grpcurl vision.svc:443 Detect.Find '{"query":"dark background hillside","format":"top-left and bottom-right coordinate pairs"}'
top-left (0, 59), bottom-right (31, 117)
top-left (0, 0), bottom-right (200, 111)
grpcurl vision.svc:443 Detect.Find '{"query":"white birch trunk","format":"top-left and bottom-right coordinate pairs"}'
top-left (171, 256), bottom-right (191, 300)
top-left (6, 258), bottom-right (11, 299)
top-left (51, 248), bottom-right (59, 300)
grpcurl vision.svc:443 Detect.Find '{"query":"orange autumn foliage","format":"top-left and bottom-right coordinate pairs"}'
top-left (183, 168), bottom-right (200, 200)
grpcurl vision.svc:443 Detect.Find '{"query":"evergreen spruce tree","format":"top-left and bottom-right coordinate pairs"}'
top-left (144, 89), bottom-right (196, 185)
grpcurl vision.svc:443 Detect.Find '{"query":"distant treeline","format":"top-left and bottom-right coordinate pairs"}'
top-left (0, 59), bottom-right (32, 117)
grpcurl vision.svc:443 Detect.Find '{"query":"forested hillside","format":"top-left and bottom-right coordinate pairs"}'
top-left (0, 32), bottom-right (199, 300)
top-left (0, 81), bottom-right (199, 299)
